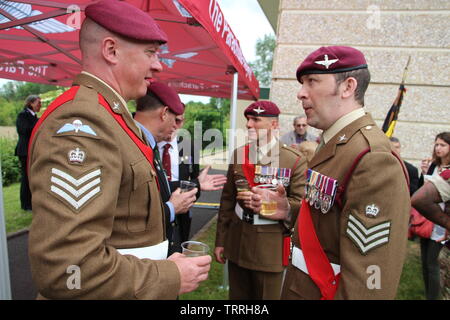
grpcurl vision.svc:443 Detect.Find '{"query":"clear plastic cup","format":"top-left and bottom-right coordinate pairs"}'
top-left (181, 241), bottom-right (210, 257)
top-left (255, 184), bottom-right (277, 216)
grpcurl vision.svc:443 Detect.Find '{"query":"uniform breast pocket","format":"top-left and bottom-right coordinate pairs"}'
top-left (128, 158), bottom-right (154, 233)
top-left (255, 224), bottom-right (283, 266)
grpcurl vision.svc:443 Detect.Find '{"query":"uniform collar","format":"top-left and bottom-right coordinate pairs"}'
top-left (158, 136), bottom-right (177, 149)
top-left (73, 72), bottom-right (143, 140)
top-left (322, 108), bottom-right (366, 144)
top-left (80, 71), bottom-right (129, 112)
top-left (258, 136), bottom-right (278, 157)
top-left (135, 121), bottom-right (156, 149)
top-left (309, 113), bottom-right (376, 168)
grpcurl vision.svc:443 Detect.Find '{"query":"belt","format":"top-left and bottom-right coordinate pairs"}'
top-left (292, 246), bottom-right (340, 276)
top-left (235, 204), bottom-right (278, 225)
top-left (117, 240), bottom-right (169, 260)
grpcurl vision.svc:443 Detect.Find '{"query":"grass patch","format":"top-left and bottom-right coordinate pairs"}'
top-left (2, 182), bottom-right (32, 234)
top-left (396, 239), bottom-right (425, 300)
top-left (180, 217), bottom-right (228, 300)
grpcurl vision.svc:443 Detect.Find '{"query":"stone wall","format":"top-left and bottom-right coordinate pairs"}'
top-left (270, 0), bottom-right (450, 167)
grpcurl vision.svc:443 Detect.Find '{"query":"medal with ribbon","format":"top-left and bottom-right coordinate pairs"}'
top-left (305, 169), bottom-right (338, 214)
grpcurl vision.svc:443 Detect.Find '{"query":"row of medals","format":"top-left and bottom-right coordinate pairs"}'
top-left (254, 165), bottom-right (292, 187)
top-left (305, 169), bottom-right (338, 214)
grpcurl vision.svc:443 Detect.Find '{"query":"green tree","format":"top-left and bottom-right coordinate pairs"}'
top-left (183, 99), bottom-right (230, 150)
top-left (249, 34), bottom-right (276, 88)
top-left (0, 81), bottom-right (57, 101)
top-left (0, 96), bottom-right (21, 126)
top-left (0, 81), bottom-right (63, 125)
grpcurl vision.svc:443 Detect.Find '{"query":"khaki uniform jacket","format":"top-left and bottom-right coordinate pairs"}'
top-left (215, 142), bottom-right (307, 273)
top-left (282, 114), bottom-right (410, 299)
top-left (28, 73), bottom-right (180, 299)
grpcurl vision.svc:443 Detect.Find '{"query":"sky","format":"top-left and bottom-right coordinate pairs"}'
top-left (0, 0), bottom-right (274, 103)
top-left (181, 0), bottom-right (274, 103)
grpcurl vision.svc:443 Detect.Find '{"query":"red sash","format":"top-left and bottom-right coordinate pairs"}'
top-left (242, 144), bottom-right (256, 188)
top-left (97, 95), bottom-right (159, 190)
top-left (27, 86), bottom-right (81, 174)
top-left (27, 86), bottom-right (159, 190)
top-left (298, 199), bottom-right (340, 300)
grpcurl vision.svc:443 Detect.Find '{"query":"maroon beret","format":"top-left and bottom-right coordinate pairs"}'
top-left (85, 0), bottom-right (167, 43)
top-left (148, 82), bottom-right (184, 115)
top-left (244, 101), bottom-right (280, 117)
top-left (296, 46), bottom-right (367, 82)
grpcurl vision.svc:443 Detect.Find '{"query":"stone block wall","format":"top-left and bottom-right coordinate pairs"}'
top-left (271, 0), bottom-right (450, 167)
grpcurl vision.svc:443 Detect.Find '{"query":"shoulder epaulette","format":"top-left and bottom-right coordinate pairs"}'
top-left (281, 143), bottom-right (302, 157)
top-left (359, 125), bottom-right (390, 153)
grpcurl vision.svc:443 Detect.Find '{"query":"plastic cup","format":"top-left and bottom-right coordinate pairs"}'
top-left (235, 179), bottom-right (250, 193)
top-left (181, 241), bottom-right (210, 257)
top-left (180, 180), bottom-right (196, 193)
top-left (255, 184), bottom-right (277, 216)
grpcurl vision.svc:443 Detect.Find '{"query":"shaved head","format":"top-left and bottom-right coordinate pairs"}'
top-left (79, 18), bottom-right (117, 61)
top-left (78, 17), bottom-right (163, 101)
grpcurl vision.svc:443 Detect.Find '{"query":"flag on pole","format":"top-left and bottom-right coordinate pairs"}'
top-left (382, 56), bottom-right (411, 138)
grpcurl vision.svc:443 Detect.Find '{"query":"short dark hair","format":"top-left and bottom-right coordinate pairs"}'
top-left (334, 68), bottom-right (371, 106)
top-left (433, 132), bottom-right (450, 166)
top-left (136, 91), bottom-right (164, 112)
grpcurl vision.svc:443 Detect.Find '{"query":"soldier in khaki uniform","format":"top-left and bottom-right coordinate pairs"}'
top-left (27, 0), bottom-right (210, 299)
top-left (214, 101), bottom-right (307, 300)
top-left (251, 46), bottom-right (410, 299)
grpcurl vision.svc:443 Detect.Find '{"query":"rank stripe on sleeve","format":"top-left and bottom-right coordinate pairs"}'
top-left (51, 168), bottom-right (101, 186)
top-left (346, 214), bottom-right (391, 255)
top-left (50, 168), bottom-right (102, 211)
top-left (51, 176), bottom-right (101, 198)
top-left (51, 186), bottom-right (101, 210)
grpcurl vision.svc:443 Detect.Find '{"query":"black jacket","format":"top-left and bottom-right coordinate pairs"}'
top-left (169, 136), bottom-right (200, 243)
top-left (15, 107), bottom-right (38, 157)
top-left (160, 136), bottom-right (201, 254)
top-left (418, 162), bottom-right (437, 190)
top-left (404, 160), bottom-right (419, 196)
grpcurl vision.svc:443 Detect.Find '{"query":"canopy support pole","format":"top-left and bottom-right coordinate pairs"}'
top-left (229, 72), bottom-right (238, 157)
top-left (0, 164), bottom-right (12, 300)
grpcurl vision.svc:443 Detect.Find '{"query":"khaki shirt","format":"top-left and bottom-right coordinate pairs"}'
top-left (215, 141), bottom-right (307, 272)
top-left (28, 73), bottom-right (180, 299)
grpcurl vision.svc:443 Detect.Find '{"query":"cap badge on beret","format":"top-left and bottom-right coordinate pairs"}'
top-left (253, 106), bottom-right (265, 114)
top-left (315, 55), bottom-right (339, 69)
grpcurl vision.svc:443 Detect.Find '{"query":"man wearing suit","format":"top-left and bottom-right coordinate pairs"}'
top-left (15, 95), bottom-right (41, 211)
top-left (253, 46), bottom-right (410, 299)
top-left (214, 101), bottom-right (307, 300)
top-left (390, 136), bottom-right (419, 196)
top-left (27, 0), bottom-right (210, 299)
top-left (134, 83), bottom-right (199, 256)
top-left (157, 107), bottom-right (227, 253)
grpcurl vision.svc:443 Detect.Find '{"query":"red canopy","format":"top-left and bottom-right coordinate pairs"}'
top-left (0, 0), bottom-right (259, 100)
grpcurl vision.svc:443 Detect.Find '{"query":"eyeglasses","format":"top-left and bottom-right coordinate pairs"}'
top-left (295, 124), bottom-right (307, 127)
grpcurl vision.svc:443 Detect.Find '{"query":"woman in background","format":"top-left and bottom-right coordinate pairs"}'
top-left (418, 132), bottom-right (450, 300)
